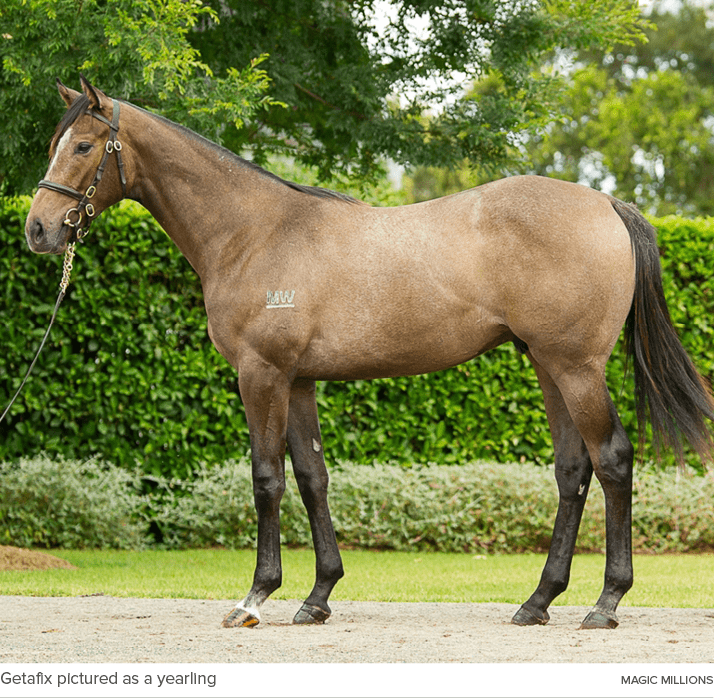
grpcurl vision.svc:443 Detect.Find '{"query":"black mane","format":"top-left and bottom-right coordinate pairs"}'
top-left (144, 109), bottom-right (363, 205)
top-left (239, 157), bottom-right (364, 205)
top-left (53, 92), bottom-right (364, 205)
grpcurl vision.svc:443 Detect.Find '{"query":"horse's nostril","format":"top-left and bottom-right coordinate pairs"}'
top-left (31, 219), bottom-right (45, 241)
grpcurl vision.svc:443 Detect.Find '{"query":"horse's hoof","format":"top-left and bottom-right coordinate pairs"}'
top-left (222, 606), bottom-right (260, 628)
top-left (579, 610), bottom-right (619, 630)
top-left (511, 605), bottom-right (550, 626)
top-left (293, 602), bottom-right (330, 625)
top-left (511, 604), bottom-right (549, 626)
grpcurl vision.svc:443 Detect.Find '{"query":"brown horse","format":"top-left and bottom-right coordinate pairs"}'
top-left (26, 77), bottom-right (714, 630)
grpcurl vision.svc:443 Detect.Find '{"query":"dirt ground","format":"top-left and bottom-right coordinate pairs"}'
top-left (0, 545), bottom-right (77, 572)
top-left (1, 546), bottom-right (712, 664)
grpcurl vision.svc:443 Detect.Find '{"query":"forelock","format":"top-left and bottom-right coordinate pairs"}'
top-left (49, 93), bottom-right (91, 159)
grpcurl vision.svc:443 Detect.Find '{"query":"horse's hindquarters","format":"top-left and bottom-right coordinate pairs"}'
top-left (474, 178), bottom-right (636, 373)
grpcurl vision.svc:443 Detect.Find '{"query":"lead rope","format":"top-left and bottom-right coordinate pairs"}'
top-left (0, 243), bottom-right (77, 425)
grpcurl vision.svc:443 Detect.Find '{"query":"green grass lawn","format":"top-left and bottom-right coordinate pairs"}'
top-left (1, 549), bottom-right (712, 608)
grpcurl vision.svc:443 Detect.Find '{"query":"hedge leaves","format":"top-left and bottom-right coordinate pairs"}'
top-left (2, 198), bottom-right (713, 475)
top-left (1, 457), bottom-right (712, 552)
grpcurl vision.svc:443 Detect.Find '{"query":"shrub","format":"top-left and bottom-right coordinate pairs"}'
top-left (161, 460), bottom-right (714, 554)
top-left (153, 463), bottom-right (258, 549)
top-left (1, 457), bottom-right (712, 552)
top-left (325, 462), bottom-right (559, 553)
top-left (1, 198), bottom-right (246, 481)
top-left (629, 468), bottom-right (714, 553)
top-left (0, 455), bottom-right (151, 549)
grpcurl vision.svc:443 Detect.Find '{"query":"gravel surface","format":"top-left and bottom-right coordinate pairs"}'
top-left (1, 595), bottom-right (712, 664)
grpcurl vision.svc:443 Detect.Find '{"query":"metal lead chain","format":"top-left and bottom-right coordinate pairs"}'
top-left (60, 242), bottom-right (76, 294)
top-left (0, 246), bottom-right (74, 425)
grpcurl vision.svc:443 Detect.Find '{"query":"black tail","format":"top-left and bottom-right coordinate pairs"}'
top-left (611, 198), bottom-right (714, 465)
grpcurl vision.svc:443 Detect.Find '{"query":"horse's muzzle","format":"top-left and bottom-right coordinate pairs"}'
top-left (25, 217), bottom-right (69, 255)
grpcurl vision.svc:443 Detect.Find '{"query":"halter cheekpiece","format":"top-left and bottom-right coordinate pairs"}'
top-left (38, 100), bottom-right (127, 243)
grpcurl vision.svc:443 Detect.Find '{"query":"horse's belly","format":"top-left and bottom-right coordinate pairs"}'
top-left (296, 303), bottom-right (510, 381)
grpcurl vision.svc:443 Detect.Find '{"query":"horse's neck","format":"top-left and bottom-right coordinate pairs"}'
top-left (128, 109), bottom-right (285, 281)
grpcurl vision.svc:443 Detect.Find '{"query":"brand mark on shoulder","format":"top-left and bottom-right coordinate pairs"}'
top-left (266, 290), bottom-right (295, 308)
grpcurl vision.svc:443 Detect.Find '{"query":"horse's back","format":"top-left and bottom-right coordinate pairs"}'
top-left (356, 175), bottom-right (635, 337)
top-left (283, 176), bottom-right (634, 380)
top-left (208, 175), bottom-right (635, 382)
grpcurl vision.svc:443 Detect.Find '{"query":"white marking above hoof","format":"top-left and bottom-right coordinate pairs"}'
top-left (222, 599), bottom-right (261, 628)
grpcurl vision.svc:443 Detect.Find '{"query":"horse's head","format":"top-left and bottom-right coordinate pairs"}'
top-left (25, 76), bottom-right (128, 254)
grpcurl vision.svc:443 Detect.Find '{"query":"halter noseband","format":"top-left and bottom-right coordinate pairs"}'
top-left (38, 100), bottom-right (127, 243)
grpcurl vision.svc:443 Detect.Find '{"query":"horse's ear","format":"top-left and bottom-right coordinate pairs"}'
top-left (79, 74), bottom-right (106, 111)
top-left (57, 78), bottom-right (80, 108)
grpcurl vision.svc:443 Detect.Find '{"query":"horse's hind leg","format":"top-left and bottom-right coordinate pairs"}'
top-left (576, 394), bottom-right (634, 630)
top-left (286, 379), bottom-right (344, 624)
top-left (512, 355), bottom-right (594, 626)
top-left (536, 361), bottom-right (634, 629)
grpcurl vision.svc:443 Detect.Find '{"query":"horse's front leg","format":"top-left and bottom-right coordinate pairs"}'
top-left (222, 363), bottom-right (291, 629)
top-left (287, 379), bottom-right (344, 624)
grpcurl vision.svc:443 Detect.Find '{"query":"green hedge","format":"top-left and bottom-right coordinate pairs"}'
top-left (2, 457), bottom-right (712, 553)
top-left (2, 197), bottom-right (714, 475)
top-left (0, 455), bottom-right (150, 549)
top-left (2, 198), bottom-right (242, 481)
top-left (167, 461), bottom-right (714, 554)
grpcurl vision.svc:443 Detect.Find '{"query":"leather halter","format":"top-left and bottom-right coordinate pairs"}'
top-left (38, 100), bottom-right (127, 243)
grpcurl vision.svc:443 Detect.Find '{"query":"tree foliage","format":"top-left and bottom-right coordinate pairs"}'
top-left (528, 65), bottom-right (714, 215)
top-left (0, 0), bottom-right (279, 194)
top-left (191, 0), bottom-right (649, 181)
top-left (1, 0), bottom-right (649, 195)
top-left (402, 1), bottom-right (714, 215)
top-left (525, 0), bottom-right (714, 215)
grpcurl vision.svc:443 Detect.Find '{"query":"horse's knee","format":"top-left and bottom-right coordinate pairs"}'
top-left (294, 470), bottom-right (329, 506)
top-left (252, 472), bottom-right (286, 509)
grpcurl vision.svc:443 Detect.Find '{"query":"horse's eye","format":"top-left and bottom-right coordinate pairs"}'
top-left (75, 142), bottom-right (93, 155)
